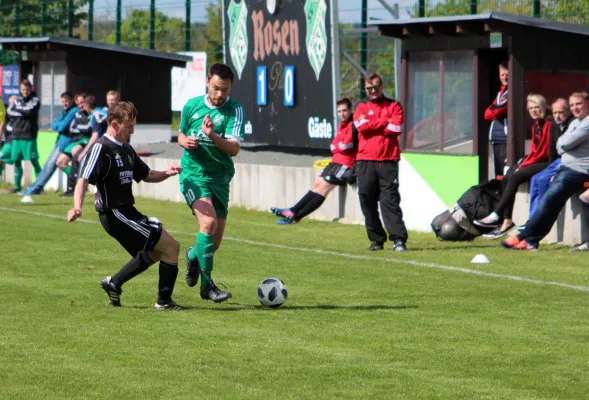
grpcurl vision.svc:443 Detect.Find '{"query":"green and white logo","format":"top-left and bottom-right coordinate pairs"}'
top-left (227, 0), bottom-right (249, 79)
top-left (304, 0), bottom-right (328, 80)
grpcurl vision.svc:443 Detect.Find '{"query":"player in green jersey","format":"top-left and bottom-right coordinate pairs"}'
top-left (178, 63), bottom-right (245, 303)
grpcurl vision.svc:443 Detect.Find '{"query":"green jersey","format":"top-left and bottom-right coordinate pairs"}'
top-left (179, 95), bottom-right (245, 183)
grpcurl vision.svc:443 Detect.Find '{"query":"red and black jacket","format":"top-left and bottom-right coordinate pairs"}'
top-left (519, 117), bottom-right (551, 169)
top-left (353, 97), bottom-right (404, 161)
top-left (330, 118), bottom-right (357, 168)
top-left (484, 85), bottom-right (508, 143)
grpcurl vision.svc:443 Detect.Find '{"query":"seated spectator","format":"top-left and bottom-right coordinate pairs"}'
top-left (270, 98), bottom-right (357, 224)
top-left (56, 96), bottom-right (93, 196)
top-left (63, 95), bottom-right (107, 196)
top-left (518, 98), bottom-right (574, 231)
top-left (572, 189), bottom-right (589, 251)
top-left (21, 92), bottom-right (78, 196)
top-left (502, 91), bottom-right (589, 250)
top-left (475, 94), bottom-right (552, 239)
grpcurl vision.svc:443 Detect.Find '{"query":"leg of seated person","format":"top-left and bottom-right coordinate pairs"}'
top-left (479, 163), bottom-right (546, 227)
top-left (24, 144), bottom-right (61, 194)
top-left (497, 163), bottom-right (547, 229)
top-left (518, 168), bottom-right (587, 246)
top-left (292, 178), bottom-right (335, 221)
top-left (529, 159), bottom-right (561, 219)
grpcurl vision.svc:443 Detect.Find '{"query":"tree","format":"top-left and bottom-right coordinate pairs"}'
top-left (0, 0), bottom-right (88, 37)
top-left (201, 1), bottom-right (223, 65)
top-left (105, 9), bottom-right (188, 53)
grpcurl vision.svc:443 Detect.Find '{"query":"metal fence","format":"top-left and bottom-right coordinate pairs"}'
top-left (1, 0), bottom-right (588, 100)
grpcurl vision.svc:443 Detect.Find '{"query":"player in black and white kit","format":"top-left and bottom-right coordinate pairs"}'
top-left (67, 102), bottom-right (185, 310)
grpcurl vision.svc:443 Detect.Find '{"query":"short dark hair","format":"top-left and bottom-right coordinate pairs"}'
top-left (209, 63), bottom-right (235, 82)
top-left (364, 72), bottom-right (382, 85)
top-left (75, 92), bottom-right (86, 100)
top-left (83, 95), bottom-right (97, 108)
top-left (19, 79), bottom-right (32, 88)
top-left (336, 98), bottom-right (352, 109)
top-left (499, 61), bottom-right (509, 70)
top-left (107, 101), bottom-right (137, 125)
top-left (61, 92), bottom-right (73, 100)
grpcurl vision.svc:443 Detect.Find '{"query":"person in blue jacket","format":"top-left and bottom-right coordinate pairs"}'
top-left (21, 92), bottom-right (78, 196)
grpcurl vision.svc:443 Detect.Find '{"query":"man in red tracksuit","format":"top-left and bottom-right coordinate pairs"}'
top-left (353, 73), bottom-right (408, 252)
top-left (485, 62), bottom-right (509, 178)
top-left (271, 98), bottom-right (357, 224)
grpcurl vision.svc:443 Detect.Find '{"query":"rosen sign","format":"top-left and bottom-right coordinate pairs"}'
top-left (224, 0), bottom-right (339, 149)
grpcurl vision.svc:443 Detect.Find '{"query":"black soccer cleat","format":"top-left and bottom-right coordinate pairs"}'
top-left (100, 276), bottom-right (122, 307)
top-left (154, 299), bottom-right (185, 311)
top-left (200, 280), bottom-right (232, 303)
top-left (367, 241), bottom-right (384, 251)
top-left (185, 247), bottom-right (200, 287)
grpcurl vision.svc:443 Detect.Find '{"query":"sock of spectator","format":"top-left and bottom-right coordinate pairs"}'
top-left (290, 191), bottom-right (315, 215)
top-left (579, 189), bottom-right (589, 204)
top-left (68, 158), bottom-right (80, 189)
top-left (294, 192), bottom-right (326, 221)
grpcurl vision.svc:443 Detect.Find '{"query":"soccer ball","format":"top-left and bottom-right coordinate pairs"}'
top-left (257, 278), bottom-right (288, 308)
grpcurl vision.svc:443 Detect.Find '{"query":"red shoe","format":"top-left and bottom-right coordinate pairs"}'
top-left (501, 236), bottom-right (521, 249)
top-left (514, 240), bottom-right (538, 251)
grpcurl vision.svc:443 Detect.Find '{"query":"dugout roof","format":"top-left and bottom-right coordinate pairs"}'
top-left (0, 36), bottom-right (191, 66)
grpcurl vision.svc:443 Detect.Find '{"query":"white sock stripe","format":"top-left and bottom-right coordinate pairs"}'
top-left (112, 209), bottom-right (149, 237)
top-left (81, 143), bottom-right (102, 180)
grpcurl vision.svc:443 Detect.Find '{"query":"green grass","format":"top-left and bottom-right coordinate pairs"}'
top-left (1, 191), bottom-right (588, 399)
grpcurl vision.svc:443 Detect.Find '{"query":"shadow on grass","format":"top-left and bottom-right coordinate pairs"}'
top-left (127, 304), bottom-right (418, 311)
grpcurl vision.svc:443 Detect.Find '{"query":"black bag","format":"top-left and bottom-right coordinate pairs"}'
top-left (431, 179), bottom-right (503, 241)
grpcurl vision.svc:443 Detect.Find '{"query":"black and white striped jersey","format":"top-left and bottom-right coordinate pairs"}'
top-left (79, 135), bottom-right (150, 212)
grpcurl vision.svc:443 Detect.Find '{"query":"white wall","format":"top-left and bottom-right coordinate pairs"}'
top-left (5, 158), bottom-right (585, 245)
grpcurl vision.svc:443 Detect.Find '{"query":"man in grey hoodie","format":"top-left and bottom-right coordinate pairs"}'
top-left (501, 91), bottom-right (589, 250)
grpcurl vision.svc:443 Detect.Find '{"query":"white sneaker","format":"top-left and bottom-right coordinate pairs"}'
top-left (20, 195), bottom-right (35, 204)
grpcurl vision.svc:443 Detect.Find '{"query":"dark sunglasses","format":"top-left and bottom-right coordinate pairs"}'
top-left (365, 84), bottom-right (381, 92)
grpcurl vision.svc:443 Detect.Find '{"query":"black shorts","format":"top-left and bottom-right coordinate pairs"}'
top-left (99, 205), bottom-right (163, 257)
top-left (320, 162), bottom-right (356, 186)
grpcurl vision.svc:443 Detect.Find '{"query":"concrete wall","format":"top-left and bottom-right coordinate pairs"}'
top-left (4, 157), bottom-right (586, 245)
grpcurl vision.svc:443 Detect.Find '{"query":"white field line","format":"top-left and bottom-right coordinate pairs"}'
top-left (2, 206), bottom-right (589, 293)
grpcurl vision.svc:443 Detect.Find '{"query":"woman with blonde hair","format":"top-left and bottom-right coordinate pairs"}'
top-left (475, 93), bottom-right (553, 239)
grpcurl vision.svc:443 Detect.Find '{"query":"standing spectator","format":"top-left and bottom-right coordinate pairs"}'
top-left (476, 94), bottom-right (552, 239)
top-left (0, 96), bottom-right (15, 180)
top-left (485, 62), bottom-right (509, 178)
top-left (271, 98), bottom-right (357, 224)
top-left (6, 79), bottom-right (41, 193)
top-left (106, 90), bottom-right (120, 110)
top-left (353, 72), bottom-right (408, 252)
top-left (67, 102), bottom-right (184, 310)
top-left (21, 92), bottom-right (78, 197)
top-left (502, 92), bottom-right (589, 250)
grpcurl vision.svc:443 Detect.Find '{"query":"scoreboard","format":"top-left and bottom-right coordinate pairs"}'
top-left (224, 0), bottom-right (339, 149)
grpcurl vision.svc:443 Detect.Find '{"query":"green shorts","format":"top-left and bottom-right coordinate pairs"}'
top-left (11, 139), bottom-right (38, 162)
top-left (0, 142), bottom-right (13, 164)
top-left (180, 178), bottom-right (230, 220)
top-left (64, 138), bottom-right (90, 156)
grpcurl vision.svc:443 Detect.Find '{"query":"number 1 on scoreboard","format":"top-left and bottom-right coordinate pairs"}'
top-left (257, 66), bottom-right (267, 106)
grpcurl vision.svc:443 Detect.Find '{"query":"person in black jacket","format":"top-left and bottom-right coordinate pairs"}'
top-left (6, 79), bottom-right (41, 192)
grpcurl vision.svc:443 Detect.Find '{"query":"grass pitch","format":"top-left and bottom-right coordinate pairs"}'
top-left (0, 191), bottom-right (588, 399)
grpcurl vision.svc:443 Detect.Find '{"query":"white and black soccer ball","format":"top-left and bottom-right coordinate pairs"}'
top-left (257, 278), bottom-right (288, 308)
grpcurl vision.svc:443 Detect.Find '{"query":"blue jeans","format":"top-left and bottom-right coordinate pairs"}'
top-left (529, 159), bottom-right (561, 216)
top-left (519, 166), bottom-right (589, 246)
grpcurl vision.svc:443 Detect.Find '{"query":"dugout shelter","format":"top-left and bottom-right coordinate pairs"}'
top-left (0, 36), bottom-right (191, 143)
top-left (375, 12), bottom-right (589, 183)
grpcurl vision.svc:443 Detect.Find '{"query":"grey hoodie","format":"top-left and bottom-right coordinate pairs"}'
top-left (557, 115), bottom-right (589, 174)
